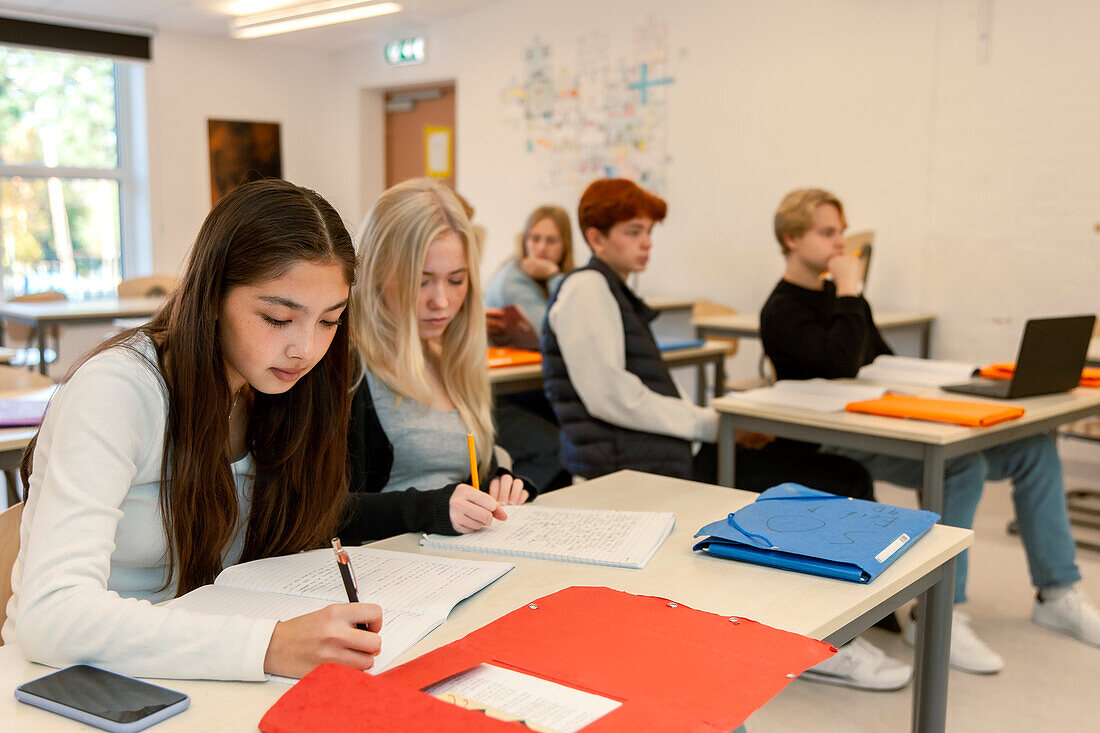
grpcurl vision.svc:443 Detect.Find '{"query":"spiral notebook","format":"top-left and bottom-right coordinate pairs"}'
top-left (420, 505), bottom-right (676, 569)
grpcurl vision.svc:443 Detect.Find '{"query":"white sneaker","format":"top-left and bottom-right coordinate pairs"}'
top-left (1033, 588), bottom-right (1100, 647)
top-left (903, 609), bottom-right (1004, 674)
top-left (800, 636), bottom-right (911, 691)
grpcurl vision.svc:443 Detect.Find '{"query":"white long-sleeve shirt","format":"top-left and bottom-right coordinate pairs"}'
top-left (547, 270), bottom-right (718, 443)
top-left (2, 336), bottom-right (277, 680)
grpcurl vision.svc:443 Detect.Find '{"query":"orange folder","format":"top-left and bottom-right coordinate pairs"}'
top-left (845, 393), bottom-right (1025, 427)
top-left (980, 362), bottom-right (1100, 388)
top-left (487, 346), bottom-right (542, 369)
top-left (260, 587), bottom-right (834, 733)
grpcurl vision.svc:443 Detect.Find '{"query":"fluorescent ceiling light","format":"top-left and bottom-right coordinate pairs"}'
top-left (230, 1), bottom-right (402, 39)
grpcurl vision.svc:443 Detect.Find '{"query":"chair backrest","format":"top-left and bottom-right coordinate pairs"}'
top-left (117, 275), bottom-right (179, 299)
top-left (0, 364), bottom-right (54, 394)
top-left (0, 501), bottom-right (23, 640)
top-left (4, 291), bottom-right (67, 343)
top-left (691, 300), bottom-right (739, 357)
top-left (844, 230), bottom-right (874, 255)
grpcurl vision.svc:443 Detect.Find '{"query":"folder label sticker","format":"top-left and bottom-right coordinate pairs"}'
top-left (876, 533), bottom-right (910, 563)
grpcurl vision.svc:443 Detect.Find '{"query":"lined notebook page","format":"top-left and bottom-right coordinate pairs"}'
top-left (421, 505), bottom-right (676, 569)
top-left (168, 585), bottom-right (442, 675)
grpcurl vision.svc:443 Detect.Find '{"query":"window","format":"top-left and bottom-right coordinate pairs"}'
top-left (0, 44), bottom-right (149, 301)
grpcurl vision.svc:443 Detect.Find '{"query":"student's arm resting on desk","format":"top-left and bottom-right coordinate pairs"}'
top-left (761, 292), bottom-right (875, 379)
top-left (343, 385), bottom-right (536, 543)
top-left (7, 350), bottom-right (277, 680)
top-left (548, 271), bottom-right (718, 442)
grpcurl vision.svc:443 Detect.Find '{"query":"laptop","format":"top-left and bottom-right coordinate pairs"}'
top-left (942, 315), bottom-right (1096, 399)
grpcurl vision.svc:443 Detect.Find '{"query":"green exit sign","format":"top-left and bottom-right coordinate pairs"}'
top-left (385, 37), bottom-right (425, 65)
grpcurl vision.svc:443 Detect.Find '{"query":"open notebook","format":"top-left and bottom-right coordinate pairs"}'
top-left (421, 505), bottom-right (675, 569)
top-left (857, 355), bottom-right (978, 387)
top-left (167, 547), bottom-right (512, 676)
top-left (735, 379), bottom-right (888, 412)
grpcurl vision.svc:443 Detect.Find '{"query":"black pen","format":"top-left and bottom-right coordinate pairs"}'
top-left (331, 537), bottom-right (369, 631)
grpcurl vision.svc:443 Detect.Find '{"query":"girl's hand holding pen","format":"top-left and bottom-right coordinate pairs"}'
top-left (263, 603), bottom-right (383, 678)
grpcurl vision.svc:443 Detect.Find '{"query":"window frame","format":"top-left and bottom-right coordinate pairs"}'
top-left (0, 47), bottom-right (151, 300)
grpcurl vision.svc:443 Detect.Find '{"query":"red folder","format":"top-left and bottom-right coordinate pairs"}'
top-left (262, 586), bottom-right (835, 732)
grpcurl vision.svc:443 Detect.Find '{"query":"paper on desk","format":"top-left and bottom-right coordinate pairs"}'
top-left (858, 355), bottom-right (978, 386)
top-left (425, 663), bottom-right (621, 733)
top-left (735, 379), bottom-right (888, 412)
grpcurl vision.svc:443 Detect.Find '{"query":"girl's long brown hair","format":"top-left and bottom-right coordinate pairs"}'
top-left (21, 179), bottom-right (356, 595)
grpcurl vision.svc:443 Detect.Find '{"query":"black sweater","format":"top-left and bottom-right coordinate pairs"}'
top-left (340, 376), bottom-right (534, 545)
top-left (760, 279), bottom-right (892, 381)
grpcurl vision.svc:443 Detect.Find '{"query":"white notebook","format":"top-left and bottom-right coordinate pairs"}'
top-left (167, 547), bottom-right (512, 676)
top-left (735, 379), bottom-right (888, 412)
top-left (857, 355), bottom-right (978, 387)
top-left (420, 505), bottom-right (676, 569)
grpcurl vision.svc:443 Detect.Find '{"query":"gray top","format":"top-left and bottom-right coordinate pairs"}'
top-left (483, 257), bottom-right (565, 337)
top-left (365, 370), bottom-right (470, 493)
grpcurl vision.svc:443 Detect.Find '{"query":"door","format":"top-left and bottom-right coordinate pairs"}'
top-left (384, 83), bottom-right (456, 189)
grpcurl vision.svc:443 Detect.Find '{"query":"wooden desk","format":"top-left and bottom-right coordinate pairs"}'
top-left (645, 296), bottom-right (695, 316)
top-left (0, 471), bottom-right (971, 732)
top-left (695, 310), bottom-right (936, 358)
top-left (490, 340), bottom-right (730, 405)
top-left (712, 385), bottom-right (1100, 516)
top-left (0, 297), bottom-right (164, 375)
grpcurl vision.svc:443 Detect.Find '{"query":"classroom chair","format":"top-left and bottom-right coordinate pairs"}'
top-left (116, 274), bottom-right (179, 298)
top-left (693, 301), bottom-right (767, 393)
top-left (0, 365), bottom-right (53, 506)
top-left (0, 501), bottom-right (23, 640)
top-left (2, 290), bottom-right (67, 371)
top-left (1058, 417), bottom-right (1100, 553)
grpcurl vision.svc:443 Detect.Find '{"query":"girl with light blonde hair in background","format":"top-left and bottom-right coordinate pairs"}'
top-left (346, 178), bottom-right (534, 536)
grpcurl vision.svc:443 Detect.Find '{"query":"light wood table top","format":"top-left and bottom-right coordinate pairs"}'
top-left (0, 297), bottom-right (165, 325)
top-left (693, 309), bottom-right (934, 337)
top-left (713, 384), bottom-right (1100, 448)
top-left (0, 471), bottom-right (971, 732)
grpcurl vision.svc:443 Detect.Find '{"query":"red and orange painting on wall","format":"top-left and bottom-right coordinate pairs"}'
top-left (207, 119), bottom-right (282, 205)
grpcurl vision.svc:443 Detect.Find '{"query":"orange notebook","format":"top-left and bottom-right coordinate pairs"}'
top-left (845, 393), bottom-right (1025, 427)
top-left (487, 347), bottom-right (542, 369)
top-left (980, 362), bottom-right (1100, 388)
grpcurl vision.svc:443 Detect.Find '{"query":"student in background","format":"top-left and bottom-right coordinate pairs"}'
top-left (542, 178), bottom-right (907, 691)
top-left (484, 204), bottom-right (575, 337)
top-left (347, 177), bottom-right (534, 535)
top-left (761, 188), bottom-right (1100, 674)
top-left (482, 204), bottom-right (574, 493)
top-left (5, 180), bottom-right (390, 680)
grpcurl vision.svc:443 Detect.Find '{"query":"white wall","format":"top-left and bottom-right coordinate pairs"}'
top-left (336, 0), bottom-right (1099, 375)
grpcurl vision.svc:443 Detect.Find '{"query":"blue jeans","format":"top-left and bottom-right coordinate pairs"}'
top-left (828, 434), bottom-right (1080, 603)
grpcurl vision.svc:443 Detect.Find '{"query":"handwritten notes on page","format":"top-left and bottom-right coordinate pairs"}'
top-left (421, 505), bottom-right (675, 569)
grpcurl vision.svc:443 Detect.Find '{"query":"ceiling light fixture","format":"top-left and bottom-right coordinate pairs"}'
top-left (229, 1), bottom-right (402, 39)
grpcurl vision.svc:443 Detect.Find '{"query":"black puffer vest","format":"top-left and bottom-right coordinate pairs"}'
top-left (540, 257), bottom-right (693, 479)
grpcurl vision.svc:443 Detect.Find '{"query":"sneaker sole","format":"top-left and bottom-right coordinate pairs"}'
top-left (1032, 616), bottom-right (1100, 648)
top-left (798, 669), bottom-right (911, 692)
top-left (902, 627), bottom-right (1004, 675)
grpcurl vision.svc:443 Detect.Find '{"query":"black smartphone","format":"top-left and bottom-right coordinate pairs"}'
top-left (15, 664), bottom-right (190, 732)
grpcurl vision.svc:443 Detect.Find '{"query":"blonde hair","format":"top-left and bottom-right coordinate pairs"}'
top-left (350, 178), bottom-right (494, 478)
top-left (774, 188), bottom-right (847, 254)
top-left (513, 205), bottom-right (575, 275)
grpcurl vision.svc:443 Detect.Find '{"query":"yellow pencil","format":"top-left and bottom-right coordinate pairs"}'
top-left (466, 432), bottom-right (480, 490)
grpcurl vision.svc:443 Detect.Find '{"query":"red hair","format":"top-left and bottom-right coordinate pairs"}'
top-left (577, 179), bottom-right (667, 241)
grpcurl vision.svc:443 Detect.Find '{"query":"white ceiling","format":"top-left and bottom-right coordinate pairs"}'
top-left (0, 0), bottom-right (501, 49)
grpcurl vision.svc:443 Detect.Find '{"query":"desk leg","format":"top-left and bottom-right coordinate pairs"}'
top-left (713, 355), bottom-right (726, 401)
top-left (920, 323), bottom-right (932, 358)
top-left (717, 415), bottom-right (736, 487)
top-left (920, 445), bottom-right (946, 515)
top-left (912, 556), bottom-right (956, 733)
top-left (37, 327), bottom-right (48, 376)
top-left (696, 363), bottom-right (706, 406)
